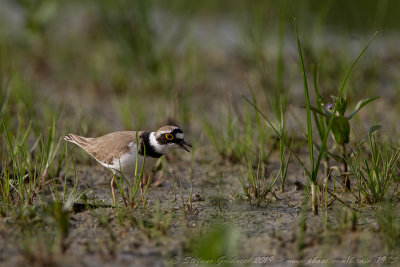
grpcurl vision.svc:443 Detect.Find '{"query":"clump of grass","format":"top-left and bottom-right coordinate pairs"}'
top-left (0, 115), bottom-right (64, 212)
top-left (115, 200), bottom-right (173, 239)
top-left (176, 169), bottom-right (194, 216)
top-left (277, 97), bottom-right (292, 192)
top-left (295, 22), bottom-right (377, 214)
top-left (243, 1), bottom-right (291, 181)
top-left (133, 201), bottom-right (173, 238)
top-left (178, 176), bottom-right (186, 217)
top-left (309, 86), bottom-right (379, 190)
top-left (239, 156), bottom-right (279, 207)
top-left (112, 132), bottom-right (149, 209)
top-left (347, 135), bottom-right (400, 204)
top-left (58, 141), bottom-right (90, 211)
top-left (243, 20), bottom-right (377, 215)
top-left (15, 198), bottom-right (76, 266)
top-left (250, 87), bottom-right (292, 191)
top-left (249, 86), bottom-right (267, 163)
top-left (203, 102), bottom-right (253, 162)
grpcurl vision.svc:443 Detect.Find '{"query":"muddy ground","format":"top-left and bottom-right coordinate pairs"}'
top-left (0, 145), bottom-right (395, 267)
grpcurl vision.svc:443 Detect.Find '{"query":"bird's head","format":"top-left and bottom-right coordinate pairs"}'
top-left (150, 126), bottom-right (191, 154)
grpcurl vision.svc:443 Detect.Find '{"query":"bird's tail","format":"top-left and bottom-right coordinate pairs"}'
top-left (64, 134), bottom-right (92, 148)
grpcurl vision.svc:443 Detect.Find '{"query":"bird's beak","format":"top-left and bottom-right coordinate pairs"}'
top-left (179, 140), bottom-right (192, 152)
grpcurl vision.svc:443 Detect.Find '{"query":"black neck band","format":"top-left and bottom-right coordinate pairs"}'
top-left (139, 132), bottom-right (163, 158)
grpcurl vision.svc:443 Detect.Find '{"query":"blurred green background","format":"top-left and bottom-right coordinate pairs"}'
top-left (1, 0), bottom-right (400, 138)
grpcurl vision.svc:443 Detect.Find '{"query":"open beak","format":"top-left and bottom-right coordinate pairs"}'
top-left (179, 140), bottom-right (192, 152)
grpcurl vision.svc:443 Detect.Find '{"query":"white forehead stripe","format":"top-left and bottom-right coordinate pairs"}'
top-left (176, 133), bottom-right (184, 139)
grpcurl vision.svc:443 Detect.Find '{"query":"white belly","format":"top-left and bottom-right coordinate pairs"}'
top-left (98, 144), bottom-right (158, 176)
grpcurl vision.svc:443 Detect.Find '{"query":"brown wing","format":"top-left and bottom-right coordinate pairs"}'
top-left (64, 131), bottom-right (143, 164)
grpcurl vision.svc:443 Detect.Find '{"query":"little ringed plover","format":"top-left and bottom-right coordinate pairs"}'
top-left (64, 125), bottom-right (191, 205)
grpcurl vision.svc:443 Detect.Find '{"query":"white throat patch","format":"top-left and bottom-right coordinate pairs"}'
top-left (149, 132), bottom-right (165, 154)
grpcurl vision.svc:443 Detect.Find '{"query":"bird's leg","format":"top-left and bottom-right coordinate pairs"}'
top-left (152, 171), bottom-right (164, 187)
top-left (140, 173), bottom-right (148, 195)
top-left (111, 176), bottom-right (116, 207)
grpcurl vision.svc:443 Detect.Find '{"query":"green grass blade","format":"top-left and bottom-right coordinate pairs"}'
top-left (294, 18), bottom-right (314, 181)
top-left (249, 86), bottom-right (265, 162)
top-left (242, 95), bottom-right (311, 178)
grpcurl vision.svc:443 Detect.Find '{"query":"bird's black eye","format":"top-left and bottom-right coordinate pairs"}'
top-left (165, 133), bottom-right (174, 140)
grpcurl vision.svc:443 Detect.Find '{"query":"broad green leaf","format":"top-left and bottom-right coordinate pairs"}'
top-left (347, 96), bottom-right (379, 120)
top-left (332, 115), bottom-right (350, 145)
